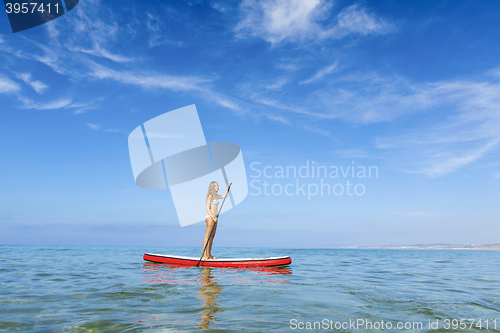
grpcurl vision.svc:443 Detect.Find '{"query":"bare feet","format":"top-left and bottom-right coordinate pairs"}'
top-left (209, 256), bottom-right (218, 260)
top-left (201, 256), bottom-right (210, 260)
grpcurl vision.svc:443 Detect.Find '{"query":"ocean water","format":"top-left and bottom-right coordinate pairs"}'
top-left (0, 246), bottom-right (499, 332)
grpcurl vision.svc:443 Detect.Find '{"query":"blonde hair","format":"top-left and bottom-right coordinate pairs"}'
top-left (206, 181), bottom-right (218, 202)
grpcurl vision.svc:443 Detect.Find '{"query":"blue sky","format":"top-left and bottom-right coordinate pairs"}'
top-left (0, 0), bottom-right (499, 247)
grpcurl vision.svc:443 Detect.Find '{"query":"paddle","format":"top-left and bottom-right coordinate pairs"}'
top-left (196, 182), bottom-right (232, 267)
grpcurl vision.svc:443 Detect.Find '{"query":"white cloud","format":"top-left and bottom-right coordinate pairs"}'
top-left (205, 92), bottom-right (242, 113)
top-left (104, 129), bottom-right (127, 134)
top-left (63, 2), bottom-right (130, 62)
top-left (42, 0), bottom-right (139, 63)
top-left (31, 43), bottom-right (74, 76)
top-left (300, 60), bottom-right (339, 84)
top-left (246, 73), bottom-right (427, 121)
top-left (70, 101), bottom-right (96, 114)
top-left (243, 69), bottom-right (500, 176)
top-left (87, 63), bottom-right (243, 112)
top-left (245, 89), bottom-right (338, 119)
top-left (28, 81), bottom-right (47, 94)
top-left (69, 46), bottom-right (134, 63)
top-left (309, 73), bottom-right (434, 123)
top-left (302, 124), bottom-right (331, 137)
top-left (236, 0), bottom-right (329, 44)
top-left (19, 97), bottom-right (73, 110)
top-left (334, 149), bottom-right (375, 159)
top-left (264, 113), bottom-right (292, 125)
top-left (89, 63), bottom-right (211, 91)
top-left (0, 1), bottom-right (244, 114)
top-left (265, 77), bottom-right (290, 90)
top-left (212, 3), bottom-right (229, 13)
top-left (0, 76), bottom-right (20, 94)
top-left (5, 38), bottom-right (238, 110)
top-left (364, 77), bottom-right (500, 176)
top-left (145, 13), bottom-right (170, 47)
top-left (15, 73), bottom-right (48, 94)
top-left (334, 5), bottom-right (394, 36)
top-left (235, 0), bottom-right (393, 44)
top-left (276, 60), bottom-right (302, 72)
top-left (86, 123), bottom-right (100, 130)
top-left (412, 139), bottom-right (500, 177)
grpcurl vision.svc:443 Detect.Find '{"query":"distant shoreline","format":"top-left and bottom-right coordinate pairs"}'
top-left (342, 244), bottom-right (500, 250)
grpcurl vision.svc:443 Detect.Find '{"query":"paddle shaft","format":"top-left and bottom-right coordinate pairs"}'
top-left (196, 183), bottom-right (232, 267)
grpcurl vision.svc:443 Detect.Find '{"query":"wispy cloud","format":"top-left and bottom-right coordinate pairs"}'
top-left (236, 0), bottom-right (329, 44)
top-left (415, 139), bottom-right (500, 177)
top-left (204, 92), bottom-right (243, 113)
top-left (5, 38), bottom-right (239, 112)
top-left (300, 60), bottom-right (339, 84)
top-left (275, 60), bottom-right (302, 72)
top-left (85, 125), bottom-right (127, 134)
top-left (212, 3), bottom-right (229, 13)
top-left (264, 113), bottom-right (292, 125)
top-left (301, 124), bottom-right (331, 137)
top-left (241, 84), bottom-right (339, 120)
top-left (307, 73), bottom-right (432, 123)
top-left (265, 77), bottom-right (290, 90)
top-left (19, 97), bottom-right (74, 110)
top-left (89, 63), bottom-right (211, 91)
top-left (145, 13), bottom-right (170, 47)
top-left (88, 62), bottom-right (243, 112)
top-left (235, 0), bottom-right (393, 45)
top-left (68, 46), bottom-right (134, 63)
top-left (332, 5), bottom-right (394, 36)
top-left (0, 75), bottom-right (20, 94)
top-left (104, 129), bottom-right (128, 134)
top-left (367, 77), bottom-right (500, 176)
top-left (3, 0), bottom-right (492, 178)
top-left (334, 149), bottom-right (376, 159)
top-left (71, 102), bottom-right (96, 114)
top-left (263, 109), bottom-right (333, 136)
top-left (57, 1), bottom-right (135, 63)
top-left (0, 0), bottom-right (247, 114)
top-left (241, 68), bottom-right (500, 176)
top-left (86, 123), bottom-right (100, 130)
top-left (30, 43), bottom-right (77, 77)
top-left (15, 73), bottom-right (48, 94)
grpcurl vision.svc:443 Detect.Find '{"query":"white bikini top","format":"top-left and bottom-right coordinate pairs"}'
top-left (211, 198), bottom-right (219, 206)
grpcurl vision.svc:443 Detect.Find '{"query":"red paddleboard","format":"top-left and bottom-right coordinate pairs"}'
top-left (143, 253), bottom-right (292, 267)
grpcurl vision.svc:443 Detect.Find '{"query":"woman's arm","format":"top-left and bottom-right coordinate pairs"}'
top-left (217, 182), bottom-right (232, 199)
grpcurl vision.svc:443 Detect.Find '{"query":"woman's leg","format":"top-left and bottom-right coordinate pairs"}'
top-left (207, 222), bottom-right (218, 259)
top-left (202, 217), bottom-right (215, 259)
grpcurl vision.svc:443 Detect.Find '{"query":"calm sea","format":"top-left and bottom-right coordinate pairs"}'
top-left (1, 246), bottom-right (499, 332)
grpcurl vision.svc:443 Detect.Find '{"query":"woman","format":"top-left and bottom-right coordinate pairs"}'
top-left (202, 181), bottom-right (232, 260)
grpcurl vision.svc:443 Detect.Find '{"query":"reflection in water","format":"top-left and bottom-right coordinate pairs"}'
top-left (197, 267), bottom-right (222, 330)
top-left (142, 262), bottom-right (195, 285)
top-left (142, 263), bottom-right (292, 285)
top-left (141, 263), bottom-right (292, 329)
